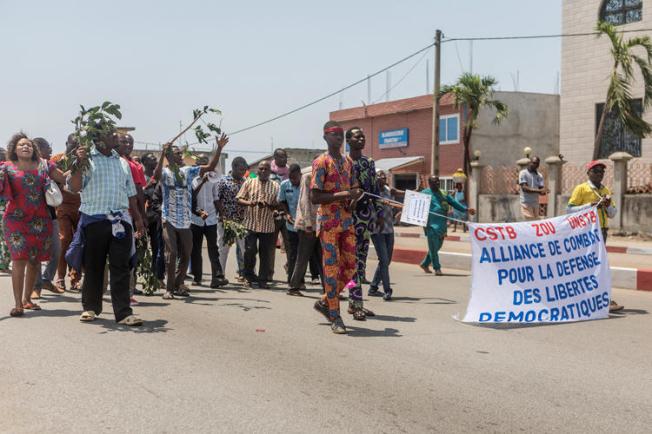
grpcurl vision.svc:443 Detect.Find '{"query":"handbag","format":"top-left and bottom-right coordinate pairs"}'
top-left (39, 160), bottom-right (63, 207)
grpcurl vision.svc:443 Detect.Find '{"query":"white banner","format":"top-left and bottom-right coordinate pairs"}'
top-left (400, 190), bottom-right (431, 227)
top-left (462, 207), bottom-right (611, 324)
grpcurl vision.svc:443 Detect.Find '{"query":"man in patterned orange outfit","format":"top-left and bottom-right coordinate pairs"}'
top-left (311, 121), bottom-right (362, 334)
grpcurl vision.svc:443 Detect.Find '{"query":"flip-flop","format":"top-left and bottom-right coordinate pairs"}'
top-left (10, 308), bottom-right (24, 317)
top-left (22, 302), bottom-right (41, 311)
top-left (79, 311), bottom-right (96, 322)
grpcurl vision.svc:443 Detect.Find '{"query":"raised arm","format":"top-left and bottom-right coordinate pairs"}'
top-left (199, 133), bottom-right (229, 177)
top-left (153, 144), bottom-right (169, 182)
top-left (68, 148), bottom-right (87, 193)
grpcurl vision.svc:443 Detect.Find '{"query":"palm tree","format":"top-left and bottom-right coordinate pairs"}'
top-left (441, 73), bottom-right (508, 175)
top-left (594, 21), bottom-right (652, 160)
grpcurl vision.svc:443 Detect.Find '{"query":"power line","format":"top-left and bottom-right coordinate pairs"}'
top-left (372, 49), bottom-right (429, 104)
top-left (144, 26), bottom-right (652, 145)
top-left (226, 42), bottom-right (435, 136)
top-left (443, 28), bottom-right (652, 42)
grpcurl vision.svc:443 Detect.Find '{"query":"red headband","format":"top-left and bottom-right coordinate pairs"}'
top-left (324, 127), bottom-right (344, 134)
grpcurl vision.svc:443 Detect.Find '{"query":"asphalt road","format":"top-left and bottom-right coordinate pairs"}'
top-left (1, 252), bottom-right (651, 433)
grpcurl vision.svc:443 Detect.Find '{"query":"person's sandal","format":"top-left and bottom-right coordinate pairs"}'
top-left (173, 289), bottom-right (190, 297)
top-left (10, 307), bottom-right (24, 317)
top-left (313, 300), bottom-right (331, 321)
top-left (22, 302), bottom-right (41, 311)
top-left (162, 291), bottom-right (175, 300)
top-left (118, 315), bottom-right (143, 326)
top-left (331, 317), bottom-right (348, 334)
top-left (55, 279), bottom-right (67, 293)
top-left (79, 311), bottom-right (96, 322)
top-left (609, 300), bottom-right (624, 312)
top-left (43, 280), bottom-right (64, 294)
top-left (287, 289), bottom-right (304, 297)
top-left (352, 308), bottom-right (366, 321)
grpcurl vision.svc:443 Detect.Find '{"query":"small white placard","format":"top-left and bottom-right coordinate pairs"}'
top-left (400, 190), bottom-right (431, 227)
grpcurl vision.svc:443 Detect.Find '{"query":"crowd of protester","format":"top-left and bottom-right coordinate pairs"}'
top-left (0, 118), bottom-right (621, 332)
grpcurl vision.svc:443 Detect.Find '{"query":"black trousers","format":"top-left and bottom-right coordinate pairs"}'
top-left (244, 231), bottom-right (275, 283)
top-left (147, 220), bottom-right (165, 280)
top-left (285, 230), bottom-right (299, 283)
top-left (190, 223), bottom-right (224, 283)
top-left (81, 220), bottom-right (133, 322)
top-left (289, 230), bottom-right (323, 290)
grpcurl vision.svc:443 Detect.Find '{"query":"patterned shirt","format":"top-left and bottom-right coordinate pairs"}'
top-left (236, 177), bottom-right (279, 233)
top-left (215, 175), bottom-right (245, 221)
top-left (311, 152), bottom-right (355, 232)
top-left (76, 147), bottom-right (137, 216)
top-left (374, 185), bottom-right (395, 234)
top-left (352, 155), bottom-right (382, 234)
top-left (190, 174), bottom-right (220, 226)
top-left (294, 173), bottom-right (318, 232)
top-left (278, 178), bottom-right (300, 232)
top-left (161, 165), bottom-right (200, 229)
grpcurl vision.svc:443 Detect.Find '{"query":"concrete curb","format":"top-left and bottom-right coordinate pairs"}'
top-left (371, 247), bottom-right (652, 291)
top-left (393, 232), bottom-right (652, 256)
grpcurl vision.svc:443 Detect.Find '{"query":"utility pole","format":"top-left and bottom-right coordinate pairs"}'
top-left (386, 70), bottom-right (391, 101)
top-left (367, 74), bottom-right (371, 104)
top-left (430, 29), bottom-right (442, 176)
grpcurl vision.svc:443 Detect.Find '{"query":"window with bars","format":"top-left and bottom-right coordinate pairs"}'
top-left (595, 99), bottom-right (643, 158)
top-left (600, 0), bottom-right (643, 26)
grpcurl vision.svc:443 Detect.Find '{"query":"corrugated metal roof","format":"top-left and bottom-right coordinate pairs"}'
top-left (374, 156), bottom-right (424, 172)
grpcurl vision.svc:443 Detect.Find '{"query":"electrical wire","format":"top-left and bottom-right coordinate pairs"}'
top-left (138, 26), bottom-right (652, 146)
top-left (225, 42), bottom-right (435, 136)
top-left (372, 49), bottom-right (429, 104)
top-left (442, 28), bottom-right (652, 42)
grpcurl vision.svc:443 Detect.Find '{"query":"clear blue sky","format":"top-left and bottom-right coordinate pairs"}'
top-left (0, 0), bottom-right (561, 162)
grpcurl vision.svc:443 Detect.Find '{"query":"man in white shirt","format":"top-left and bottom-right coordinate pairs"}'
top-left (190, 172), bottom-right (227, 288)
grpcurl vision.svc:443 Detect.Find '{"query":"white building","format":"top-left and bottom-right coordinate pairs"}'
top-left (561, 0), bottom-right (651, 164)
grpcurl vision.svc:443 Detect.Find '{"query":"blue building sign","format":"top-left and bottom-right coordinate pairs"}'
top-left (378, 128), bottom-right (409, 149)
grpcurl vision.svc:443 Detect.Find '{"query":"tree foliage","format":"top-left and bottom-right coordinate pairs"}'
top-left (594, 21), bottom-right (652, 159)
top-left (70, 102), bottom-right (122, 173)
top-left (165, 106), bottom-right (222, 184)
top-left (441, 73), bottom-right (508, 175)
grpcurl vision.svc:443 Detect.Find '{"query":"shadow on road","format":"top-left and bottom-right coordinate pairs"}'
top-left (134, 301), bottom-right (171, 307)
top-left (345, 326), bottom-right (402, 337)
top-left (369, 314), bottom-right (416, 323)
top-left (219, 302), bottom-right (272, 312)
top-left (96, 318), bottom-right (171, 334)
top-left (391, 296), bottom-right (457, 305)
top-left (614, 308), bottom-right (648, 315)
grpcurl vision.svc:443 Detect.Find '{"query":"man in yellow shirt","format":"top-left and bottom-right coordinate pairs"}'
top-left (568, 160), bottom-right (622, 312)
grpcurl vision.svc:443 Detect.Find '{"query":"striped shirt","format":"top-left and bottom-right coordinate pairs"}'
top-left (161, 165), bottom-right (201, 229)
top-left (236, 177), bottom-right (279, 233)
top-left (77, 147), bottom-right (137, 216)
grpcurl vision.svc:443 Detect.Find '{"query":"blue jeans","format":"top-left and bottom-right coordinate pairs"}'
top-left (370, 232), bottom-right (394, 293)
top-left (37, 220), bottom-right (61, 287)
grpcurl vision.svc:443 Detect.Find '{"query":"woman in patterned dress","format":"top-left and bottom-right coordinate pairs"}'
top-left (0, 147), bottom-right (10, 272)
top-left (0, 133), bottom-right (67, 317)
